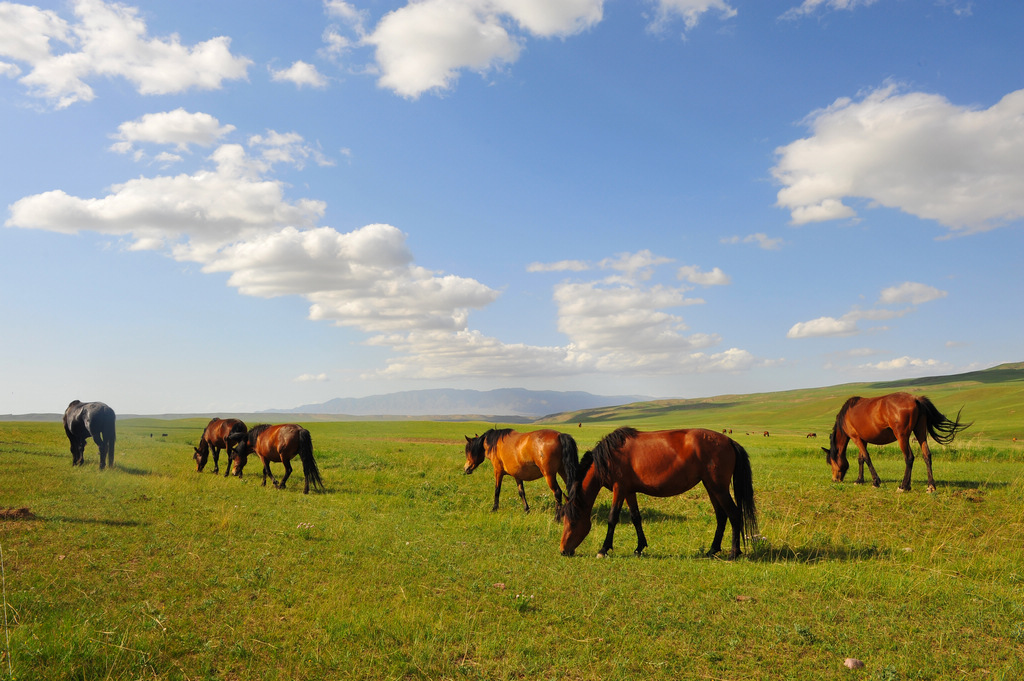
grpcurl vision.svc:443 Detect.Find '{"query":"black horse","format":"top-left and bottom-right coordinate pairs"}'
top-left (63, 400), bottom-right (117, 469)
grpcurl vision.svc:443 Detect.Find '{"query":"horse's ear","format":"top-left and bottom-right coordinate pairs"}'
top-left (465, 435), bottom-right (471, 443)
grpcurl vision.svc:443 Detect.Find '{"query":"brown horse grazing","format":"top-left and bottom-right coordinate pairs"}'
top-left (463, 428), bottom-right (579, 518)
top-left (560, 427), bottom-right (758, 559)
top-left (194, 418), bottom-right (247, 475)
top-left (824, 392), bottom-right (970, 492)
top-left (231, 424), bottom-right (324, 494)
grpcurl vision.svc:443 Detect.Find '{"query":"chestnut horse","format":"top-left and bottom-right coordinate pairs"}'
top-left (824, 392), bottom-right (969, 492)
top-left (63, 400), bottom-right (116, 469)
top-left (463, 428), bottom-right (579, 518)
top-left (231, 424), bottom-right (324, 494)
top-left (560, 427), bottom-right (758, 559)
top-left (193, 418), bottom-right (247, 475)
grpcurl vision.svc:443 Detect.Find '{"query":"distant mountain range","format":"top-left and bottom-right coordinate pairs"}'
top-left (267, 388), bottom-right (651, 420)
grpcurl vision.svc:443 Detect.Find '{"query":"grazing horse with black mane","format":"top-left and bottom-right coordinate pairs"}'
top-left (193, 417), bottom-right (247, 475)
top-left (561, 427), bottom-right (758, 559)
top-left (463, 428), bottom-right (579, 518)
top-left (231, 424), bottom-right (324, 494)
top-left (63, 400), bottom-right (117, 469)
top-left (824, 392), bottom-right (970, 492)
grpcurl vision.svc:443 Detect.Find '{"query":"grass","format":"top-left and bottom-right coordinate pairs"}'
top-left (2, 411), bottom-right (1023, 680)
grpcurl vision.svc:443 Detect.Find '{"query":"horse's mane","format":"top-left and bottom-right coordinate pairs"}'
top-left (481, 428), bottom-right (514, 452)
top-left (562, 452), bottom-right (594, 524)
top-left (827, 397), bottom-right (861, 460)
top-left (590, 426), bottom-right (638, 485)
top-left (247, 423), bottom-right (272, 445)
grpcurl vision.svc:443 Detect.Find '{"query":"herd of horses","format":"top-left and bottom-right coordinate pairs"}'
top-left (63, 391), bottom-right (969, 557)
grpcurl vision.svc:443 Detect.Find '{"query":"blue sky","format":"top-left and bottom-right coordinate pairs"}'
top-left (2, 0), bottom-right (1022, 414)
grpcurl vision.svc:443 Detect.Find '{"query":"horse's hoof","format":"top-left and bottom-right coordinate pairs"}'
top-left (596, 552), bottom-right (607, 559)
top-left (927, 485), bottom-right (936, 493)
top-left (896, 487), bottom-right (907, 493)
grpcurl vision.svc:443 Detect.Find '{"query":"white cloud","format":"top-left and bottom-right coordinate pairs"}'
top-left (859, 356), bottom-right (951, 373)
top-left (787, 316), bottom-right (857, 339)
top-left (774, 84), bottom-right (1024, 234)
top-left (270, 60), bottom-right (328, 88)
top-left (878, 281), bottom-right (947, 305)
top-left (6, 142), bottom-right (326, 250)
top-left (781, 0), bottom-right (879, 21)
top-left (787, 280), bottom-right (946, 339)
top-left (110, 109), bottom-right (236, 153)
top-left (363, 0), bottom-right (603, 98)
top-left (526, 259), bottom-right (589, 273)
top-left (0, 0), bottom-right (251, 108)
top-left (721, 233), bottom-right (783, 250)
top-left (678, 264), bottom-right (730, 286)
top-left (295, 373), bottom-right (329, 382)
top-left (248, 130), bottom-right (334, 169)
top-left (649, 0), bottom-right (737, 32)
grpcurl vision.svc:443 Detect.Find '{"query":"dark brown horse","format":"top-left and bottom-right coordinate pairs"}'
top-left (824, 392), bottom-right (970, 492)
top-left (63, 400), bottom-right (116, 469)
top-left (560, 427), bottom-right (758, 559)
top-left (231, 424), bottom-right (324, 494)
top-left (193, 418), bottom-right (247, 475)
top-left (464, 428), bottom-right (579, 518)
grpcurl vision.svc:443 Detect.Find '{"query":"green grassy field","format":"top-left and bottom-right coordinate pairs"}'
top-left (2, 372), bottom-right (1024, 680)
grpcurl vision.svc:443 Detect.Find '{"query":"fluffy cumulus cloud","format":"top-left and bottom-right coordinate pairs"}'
top-left (878, 281), bottom-right (947, 306)
top-left (0, 0), bottom-right (250, 108)
top-left (678, 265), bottom-right (730, 286)
top-left (270, 60), bottom-right (328, 88)
top-left (787, 281), bottom-right (946, 339)
top-left (774, 85), bottom-right (1024, 234)
top-left (363, 0), bottom-right (606, 97)
top-left (110, 109), bottom-right (236, 154)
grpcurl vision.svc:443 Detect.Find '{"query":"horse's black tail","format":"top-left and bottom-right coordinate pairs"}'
top-left (731, 441), bottom-right (758, 547)
top-left (558, 432), bottom-right (580, 493)
top-left (919, 397), bottom-right (971, 445)
top-left (298, 429), bottom-right (324, 493)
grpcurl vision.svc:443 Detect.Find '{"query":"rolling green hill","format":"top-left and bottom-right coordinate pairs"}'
top-left (545, 362), bottom-right (1024, 443)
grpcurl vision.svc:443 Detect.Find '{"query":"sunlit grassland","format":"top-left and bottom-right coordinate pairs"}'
top-left (2, 414), bottom-right (1023, 680)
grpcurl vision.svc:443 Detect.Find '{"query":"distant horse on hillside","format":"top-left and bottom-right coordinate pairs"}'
top-left (824, 392), bottom-right (970, 492)
top-left (560, 427), bottom-right (758, 559)
top-left (63, 400), bottom-right (117, 469)
top-left (463, 428), bottom-right (579, 518)
top-left (231, 424), bottom-right (324, 494)
top-left (194, 418), bottom-right (247, 475)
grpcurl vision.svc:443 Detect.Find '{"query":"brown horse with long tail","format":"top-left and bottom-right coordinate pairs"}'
top-left (231, 424), bottom-right (324, 494)
top-left (560, 427), bottom-right (758, 559)
top-left (194, 418), bottom-right (247, 475)
top-left (824, 392), bottom-right (969, 492)
top-left (464, 428), bottom-right (579, 518)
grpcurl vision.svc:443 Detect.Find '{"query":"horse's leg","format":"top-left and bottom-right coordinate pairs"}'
top-left (624, 493), bottom-right (647, 557)
top-left (597, 487), bottom-right (626, 558)
top-left (853, 439), bottom-right (881, 487)
top-left (94, 433), bottom-right (107, 470)
top-left (897, 434), bottom-right (915, 492)
top-left (914, 423), bottom-right (937, 493)
top-left (516, 479), bottom-right (530, 513)
top-left (211, 445), bottom-right (220, 475)
top-left (262, 460), bottom-right (276, 487)
top-left (491, 467), bottom-right (504, 512)
top-left (705, 492), bottom-right (729, 557)
top-left (279, 459), bottom-right (292, 490)
top-left (542, 471), bottom-right (563, 518)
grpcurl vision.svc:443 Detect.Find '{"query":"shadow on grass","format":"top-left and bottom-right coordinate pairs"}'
top-left (746, 540), bottom-right (891, 563)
